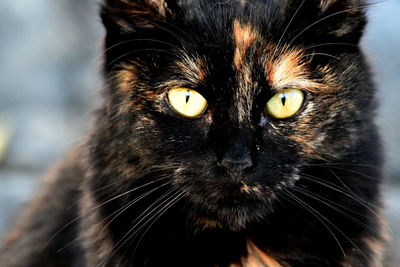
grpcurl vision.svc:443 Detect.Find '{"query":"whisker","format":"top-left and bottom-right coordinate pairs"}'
top-left (67, 178), bottom-right (128, 210)
top-left (236, 0), bottom-right (256, 9)
top-left (111, 187), bottom-right (180, 247)
top-left (291, 186), bottom-right (375, 232)
top-left (39, 216), bottom-right (81, 253)
top-left (185, 204), bottom-right (195, 230)
top-left (280, 190), bottom-right (346, 257)
top-left (146, 17), bottom-right (192, 45)
top-left (131, 190), bottom-right (186, 259)
top-left (56, 236), bottom-right (81, 254)
top-left (210, 0), bottom-right (233, 10)
top-left (283, 189), bottom-right (369, 261)
top-left (329, 168), bottom-right (359, 198)
top-left (40, 177), bottom-right (168, 252)
top-left (330, 168), bottom-right (391, 233)
top-left (97, 181), bottom-right (172, 235)
top-left (299, 173), bottom-right (379, 210)
top-left (299, 173), bottom-right (392, 234)
top-left (102, 188), bottom-right (184, 266)
top-left (128, 188), bottom-right (183, 234)
top-left (303, 42), bottom-right (357, 51)
top-left (302, 52), bottom-right (341, 60)
top-left (322, 166), bottom-right (381, 181)
top-left (290, 5), bottom-right (371, 44)
top-left (91, 38), bottom-right (182, 65)
top-left (108, 48), bottom-right (177, 66)
top-left (92, 177), bottom-right (170, 210)
top-left (272, 0), bottom-right (306, 60)
top-left (303, 162), bottom-right (380, 169)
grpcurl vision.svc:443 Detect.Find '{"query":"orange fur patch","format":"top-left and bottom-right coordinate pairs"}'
top-left (2, 229), bottom-right (24, 248)
top-left (268, 50), bottom-right (312, 90)
top-left (240, 241), bottom-right (282, 267)
top-left (116, 67), bottom-right (135, 92)
top-left (359, 216), bottom-right (389, 267)
top-left (363, 236), bottom-right (385, 261)
top-left (240, 182), bottom-right (263, 197)
top-left (267, 50), bottom-right (335, 93)
top-left (233, 20), bottom-right (257, 69)
top-left (289, 134), bottom-right (322, 159)
top-left (115, 65), bottom-right (163, 112)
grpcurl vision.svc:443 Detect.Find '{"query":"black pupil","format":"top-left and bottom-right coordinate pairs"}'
top-left (280, 93), bottom-right (286, 106)
top-left (185, 90), bottom-right (190, 103)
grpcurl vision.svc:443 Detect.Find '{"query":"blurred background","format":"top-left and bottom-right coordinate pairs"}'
top-left (0, 0), bottom-right (399, 265)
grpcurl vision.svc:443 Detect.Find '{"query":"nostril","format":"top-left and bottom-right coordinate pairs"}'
top-left (220, 156), bottom-right (253, 172)
top-left (215, 126), bottom-right (255, 173)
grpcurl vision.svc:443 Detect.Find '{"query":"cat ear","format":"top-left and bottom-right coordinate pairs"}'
top-left (101, 0), bottom-right (180, 68)
top-left (101, 0), bottom-right (177, 34)
top-left (316, 0), bottom-right (368, 42)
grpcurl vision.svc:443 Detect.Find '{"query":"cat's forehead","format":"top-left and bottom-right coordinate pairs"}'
top-left (174, 18), bottom-right (329, 96)
top-left (177, 0), bottom-right (285, 21)
top-left (173, 1), bottom-right (325, 91)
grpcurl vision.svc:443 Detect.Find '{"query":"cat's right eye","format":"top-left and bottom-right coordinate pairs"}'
top-left (265, 89), bottom-right (304, 119)
top-left (167, 88), bottom-right (208, 118)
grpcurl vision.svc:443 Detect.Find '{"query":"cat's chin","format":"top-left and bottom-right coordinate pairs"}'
top-left (187, 187), bottom-right (280, 232)
top-left (189, 201), bottom-right (272, 232)
top-left (186, 174), bottom-right (302, 232)
top-left (181, 171), bottom-right (300, 231)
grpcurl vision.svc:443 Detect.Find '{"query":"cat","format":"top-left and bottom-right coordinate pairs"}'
top-left (0, 0), bottom-right (387, 266)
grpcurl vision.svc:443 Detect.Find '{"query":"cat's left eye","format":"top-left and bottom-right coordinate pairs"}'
top-left (265, 89), bottom-right (304, 119)
top-left (167, 88), bottom-right (208, 118)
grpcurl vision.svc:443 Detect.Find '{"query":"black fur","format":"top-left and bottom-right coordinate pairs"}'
top-left (0, 0), bottom-right (385, 266)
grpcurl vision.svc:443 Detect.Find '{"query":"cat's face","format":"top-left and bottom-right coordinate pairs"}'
top-left (96, 0), bottom-right (374, 230)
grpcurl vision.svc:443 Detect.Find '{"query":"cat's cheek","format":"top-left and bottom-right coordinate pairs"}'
top-left (134, 115), bottom-right (212, 163)
top-left (285, 95), bottom-right (359, 160)
top-left (283, 100), bottom-right (328, 159)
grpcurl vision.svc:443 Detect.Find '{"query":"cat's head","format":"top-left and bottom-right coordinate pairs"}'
top-left (93, 0), bottom-right (375, 230)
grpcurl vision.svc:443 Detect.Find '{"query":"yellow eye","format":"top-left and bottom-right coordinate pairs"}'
top-left (266, 89), bottom-right (304, 119)
top-left (167, 88), bottom-right (208, 118)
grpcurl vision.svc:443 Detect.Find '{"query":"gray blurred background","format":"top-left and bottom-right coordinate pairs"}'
top-left (0, 0), bottom-right (399, 265)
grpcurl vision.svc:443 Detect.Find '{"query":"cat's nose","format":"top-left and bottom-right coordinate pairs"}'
top-left (213, 126), bottom-right (255, 179)
top-left (220, 151), bottom-right (253, 172)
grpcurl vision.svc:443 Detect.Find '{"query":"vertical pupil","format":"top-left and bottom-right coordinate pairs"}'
top-left (280, 93), bottom-right (286, 106)
top-left (185, 90), bottom-right (190, 103)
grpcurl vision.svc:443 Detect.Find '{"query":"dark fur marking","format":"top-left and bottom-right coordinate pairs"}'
top-left (0, 0), bottom-right (385, 266)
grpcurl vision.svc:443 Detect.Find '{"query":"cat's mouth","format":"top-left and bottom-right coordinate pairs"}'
top-left (187, 187), bottom-right (272, 231)
top-left (181, 172), bottom-right (300, 231)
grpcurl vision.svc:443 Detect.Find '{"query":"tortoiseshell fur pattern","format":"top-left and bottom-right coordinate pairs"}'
top-left (0, 0), bottom-right (386, 266)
